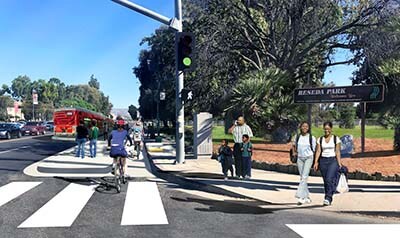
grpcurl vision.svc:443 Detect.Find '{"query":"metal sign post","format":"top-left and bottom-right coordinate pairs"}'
top-left (111, 0), bottom-right (185, 164)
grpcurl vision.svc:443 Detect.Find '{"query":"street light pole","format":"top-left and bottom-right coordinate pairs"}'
top-left (111, 0), bottom-right (185, 164)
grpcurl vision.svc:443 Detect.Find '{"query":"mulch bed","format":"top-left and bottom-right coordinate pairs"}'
top-left (214, 138), bottom-right (400, 176)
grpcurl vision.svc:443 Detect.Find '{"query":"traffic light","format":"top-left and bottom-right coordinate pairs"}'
top-left (180, 88), bottom-right (193, 102)
top-left (177, 32), bottom-right (195, 71)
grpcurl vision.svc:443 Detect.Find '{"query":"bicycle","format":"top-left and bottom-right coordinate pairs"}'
top-left (113, 156), bottom-right (127, 193)
top-left (107, 146), bottom-right (128, 193)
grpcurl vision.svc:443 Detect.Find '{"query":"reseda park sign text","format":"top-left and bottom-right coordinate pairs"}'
top-left (293, 84), bottom-right (384, 104)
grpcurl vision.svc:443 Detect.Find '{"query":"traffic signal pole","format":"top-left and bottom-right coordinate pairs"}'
top-left (175, 0), bottom-right (185, 164)
top-left (111, 0), bottom-right (185, 164)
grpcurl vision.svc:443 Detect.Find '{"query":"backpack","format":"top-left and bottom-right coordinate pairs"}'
top-left (290, 134), bottom-right (314, 163)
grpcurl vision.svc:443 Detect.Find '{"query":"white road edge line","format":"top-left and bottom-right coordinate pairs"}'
top-left (0, 181), bottom-right (42, 208)
top-left (286, 224), bottom-right (400, 238)
top-left (18, 183), bottom-right (96, 228)
top-left (121, 181), bottom-right (168, 225)
top-left (0, 146), bottom-right (31, 154)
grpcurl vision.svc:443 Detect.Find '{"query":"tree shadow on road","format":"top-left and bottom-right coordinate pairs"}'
top-left (170, 196), bottom-right (323, 215)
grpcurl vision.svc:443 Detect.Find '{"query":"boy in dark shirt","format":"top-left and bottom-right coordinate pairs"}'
top-left (218, 139), bottom-right (234, 180)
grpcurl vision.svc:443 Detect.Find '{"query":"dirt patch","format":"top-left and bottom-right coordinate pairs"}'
top-left (213, 138), bottom-right (400, 176)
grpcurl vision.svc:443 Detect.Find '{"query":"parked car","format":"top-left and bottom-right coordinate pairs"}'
top-left (21, 122), bottom-right (46, 136)
top-left (11, 122), bottom-right (25, 129)
top-left (44, 121), bottom-right (54, 131)
top-left (0, 123), bottom-right (22, 139)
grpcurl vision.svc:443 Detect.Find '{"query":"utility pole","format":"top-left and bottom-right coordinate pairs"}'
top-left (307, 74), bottom-right (312, 133)
top-left (111, 0), bottom-right (185, 164)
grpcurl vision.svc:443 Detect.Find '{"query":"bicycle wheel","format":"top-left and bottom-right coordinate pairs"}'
top-left (119, 160), bottom-right (126, 184)
top-left (115, 176), bottom-right (121, 193)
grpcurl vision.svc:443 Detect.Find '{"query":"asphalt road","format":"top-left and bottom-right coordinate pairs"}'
top-left (0, 137), bottom-right (398, 238)
top-left (0, 135), bottom-right (76, 174)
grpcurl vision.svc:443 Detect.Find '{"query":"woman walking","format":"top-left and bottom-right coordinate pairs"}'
top-left (313, 122), bottom-right (342, 206)
top-left (292, 122), bottom-right (316, 205)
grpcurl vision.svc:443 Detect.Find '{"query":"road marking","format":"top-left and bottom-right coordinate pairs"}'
top-left (121, 182), bottom-right (168, 225)
top-left (0, 182), bottom-right (42, 208)
top-left (286, 224), bottom-right (400, 238)
top-left (18, 183), bottom-right (96, 228)
top-left (0, 146), bottom-right (30, 154)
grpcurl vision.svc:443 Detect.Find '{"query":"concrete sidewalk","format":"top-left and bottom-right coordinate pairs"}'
top-left (146, 141), bottom-right (400, 215)
top-left (24, 140), bottom-right (155, 178)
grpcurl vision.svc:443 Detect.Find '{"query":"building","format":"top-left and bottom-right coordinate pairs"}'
top-left (6, 101), bottom-right (24, 122)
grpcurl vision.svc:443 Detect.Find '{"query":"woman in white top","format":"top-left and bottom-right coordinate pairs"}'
top-left (313, 121), bottom-right (342, 206)
top-left (292, 122), bottom-right (316, 205)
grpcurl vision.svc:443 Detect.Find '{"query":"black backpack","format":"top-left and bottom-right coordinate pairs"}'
top-left (319, 135), bottom-right (337, 153)
top-left (290, 134), bottom-right (314, 163)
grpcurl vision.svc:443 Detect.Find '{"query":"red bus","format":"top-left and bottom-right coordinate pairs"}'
top-left (53, 107), bottom-right (112, 139)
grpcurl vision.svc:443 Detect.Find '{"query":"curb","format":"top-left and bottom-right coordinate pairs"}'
top-left (251, 160), bottom-right (400, 182)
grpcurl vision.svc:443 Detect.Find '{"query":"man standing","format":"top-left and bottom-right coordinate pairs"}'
top-left (229, 116), bottom-right (253, 179)
top-left (89, 119), bottom-right (99, 158)
top-left (76, 120), bottom-right (89, 159)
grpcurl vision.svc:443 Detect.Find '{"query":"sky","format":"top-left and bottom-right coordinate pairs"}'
top-left (0, 0), bottom-right (357, 109)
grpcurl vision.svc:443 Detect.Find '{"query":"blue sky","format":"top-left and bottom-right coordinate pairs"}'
top-left (0, 0), bottom-right (356, 108)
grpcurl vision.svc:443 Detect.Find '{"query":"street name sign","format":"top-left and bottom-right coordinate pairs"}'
top-left (293, 84), bottom-right (384, 104)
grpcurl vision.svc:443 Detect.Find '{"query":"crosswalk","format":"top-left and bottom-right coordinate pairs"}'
top-left (0, 181), bottom-right (169, 228)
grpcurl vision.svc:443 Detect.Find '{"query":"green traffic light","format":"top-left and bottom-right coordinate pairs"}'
top-left (183, 57), bottom-right (192, 66)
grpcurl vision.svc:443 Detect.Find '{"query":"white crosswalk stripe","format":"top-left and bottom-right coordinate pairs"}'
top-left (0, 181), bottom-right (42, 208)
top-left (121, 182), bottom-right (168, 225)
top-left (18, 183), bottom-right (97, 228)
top-left (0, 181), bottom-right (169, 228)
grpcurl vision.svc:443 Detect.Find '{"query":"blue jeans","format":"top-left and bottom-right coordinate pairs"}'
top-left (242, 156), bottom-right (252, 177)
top-left (76, 138), bottom-right (86, 158)
top-left (319, 156), bottom-right (339, 203)
top-left (90, 139), bottom-right (97, 157)
top-left (296, 155), bottom-right (313, 199)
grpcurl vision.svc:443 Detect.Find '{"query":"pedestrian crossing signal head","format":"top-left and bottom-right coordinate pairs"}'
top-left (178, 33), bottom-right (195, 71)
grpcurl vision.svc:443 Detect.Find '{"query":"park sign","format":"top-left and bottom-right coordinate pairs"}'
top-left (293, 84), bottom-right (384, 104)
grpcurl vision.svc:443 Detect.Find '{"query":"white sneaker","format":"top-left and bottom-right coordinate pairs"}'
top-left (297, 198), bottom-right (305, 205)
top-left (323, 199), bottom-right (331, 206)
top-left (224, 177), bottom-right (228, 181)
top-left (305, 198), bottom-right (312, 204)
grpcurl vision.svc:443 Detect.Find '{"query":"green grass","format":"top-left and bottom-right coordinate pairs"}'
top-left (212, 125), bottom-right (394, 143)
top-left (311, 125), bottom-right (394, 140)
top-left (212, 126), bottom-right (267, 144)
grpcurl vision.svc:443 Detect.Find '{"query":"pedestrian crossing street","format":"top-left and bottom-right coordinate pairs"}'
top-left (0, 181), bottom-right (169, 228)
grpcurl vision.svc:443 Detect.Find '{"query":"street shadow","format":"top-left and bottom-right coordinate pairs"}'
top-left (55, 176), bottom-right (120, 194)
top-left (41, 159), bottom-right (110, 167)
top-left (174, 172), bottom-right (400, 193)
top-left (170, 196), bottom-right (323, 215)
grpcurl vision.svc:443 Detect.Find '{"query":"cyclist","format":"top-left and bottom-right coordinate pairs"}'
top-left (108, 119), bottom-right (133, 178)
top-left (131, 121), bottom-right (143, 157)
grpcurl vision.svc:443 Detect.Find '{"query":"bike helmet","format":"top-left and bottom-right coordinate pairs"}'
top-left (117, 119), bottom-right (125, 127)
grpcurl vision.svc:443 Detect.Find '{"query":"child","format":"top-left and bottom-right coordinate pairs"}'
top-left (241, 134), bottom-right (253, 179)
top-left (218, 139), bottom-right (234, 180)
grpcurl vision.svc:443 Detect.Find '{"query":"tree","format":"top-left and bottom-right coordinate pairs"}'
top-left (11, 75), bottom-right (31, 100)
top-left (350, 2), bottom-right (400, 149)
top-left (0, 84), bottom-right (10, 96)
top-left (225, 68), bottom-right (299, 139)
top-left (0, 95), bottom-right (13, 121)
top-left (338, 104), bottom-right (357, 129)
top-left (88, 74), bottom-right (100, 89)
top-left (133, 27), bottom-right (176, 122)
top-left (128, 105), bottom-right (138, 120)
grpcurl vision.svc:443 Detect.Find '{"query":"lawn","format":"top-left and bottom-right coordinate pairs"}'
top-left (212, 125), bottom-right (394, 143)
